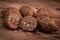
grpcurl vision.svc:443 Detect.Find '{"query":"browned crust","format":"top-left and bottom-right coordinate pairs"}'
top-left (36, 16), bottom-right (58, 33)
top-left (3, 7), bottom-right (22, 29)
top-left (19, 16), bottom-right (37, 31)
top-left (19, 6), bottom-right (34, 17)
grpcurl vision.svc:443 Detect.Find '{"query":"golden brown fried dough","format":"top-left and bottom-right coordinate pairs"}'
top-left (19, 6), bottom-right (34, 17)
top-left (19, 16), bottom-right (37, 31)
top-left (3, 7), bottom-right (22, 29)
top-left (36, 16), bottom-right (58, 33)
top-left (36, 7), bottom-right (58, 18)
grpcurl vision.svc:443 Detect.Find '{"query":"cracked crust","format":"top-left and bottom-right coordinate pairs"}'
top-left (36, 16), bottom-right (58, 33)
top-left (2, 7), bottom-right (22, 29)
top-left (19, 16), bottom-right (37, 31)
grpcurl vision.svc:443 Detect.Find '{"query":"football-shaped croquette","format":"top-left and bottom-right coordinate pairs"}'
top-left (2, 8), bottom-right (22, 29)
top-left (19, 6), bottom-right (34, 17)
top-left (36, 16), bottom-right (58, 33)
top-left (19, 16), bottom-right (37, 31)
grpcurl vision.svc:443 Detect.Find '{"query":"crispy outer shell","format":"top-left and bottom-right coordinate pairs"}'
top-left (19, 6), bottom-right (34, 17)
top-left (19, 16), bottom-right (37, 31)
top-left (3, 7), bottom-right (22, 29)
top-left (36, 16), bottom-right (58, 33)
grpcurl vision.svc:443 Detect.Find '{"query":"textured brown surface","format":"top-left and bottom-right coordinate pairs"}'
top-left (2, 8), bottom-right (22, 29)
top-left (0, 7), bottom-right (6, 27)
top-left (19, 16), bottom-right (37, 31)
top-left (35, 7), bottom-right (60, 19)
top-left (36, 16), bottom-right (58, 33)
top-left (19, 6), bottom-right (34, 17)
